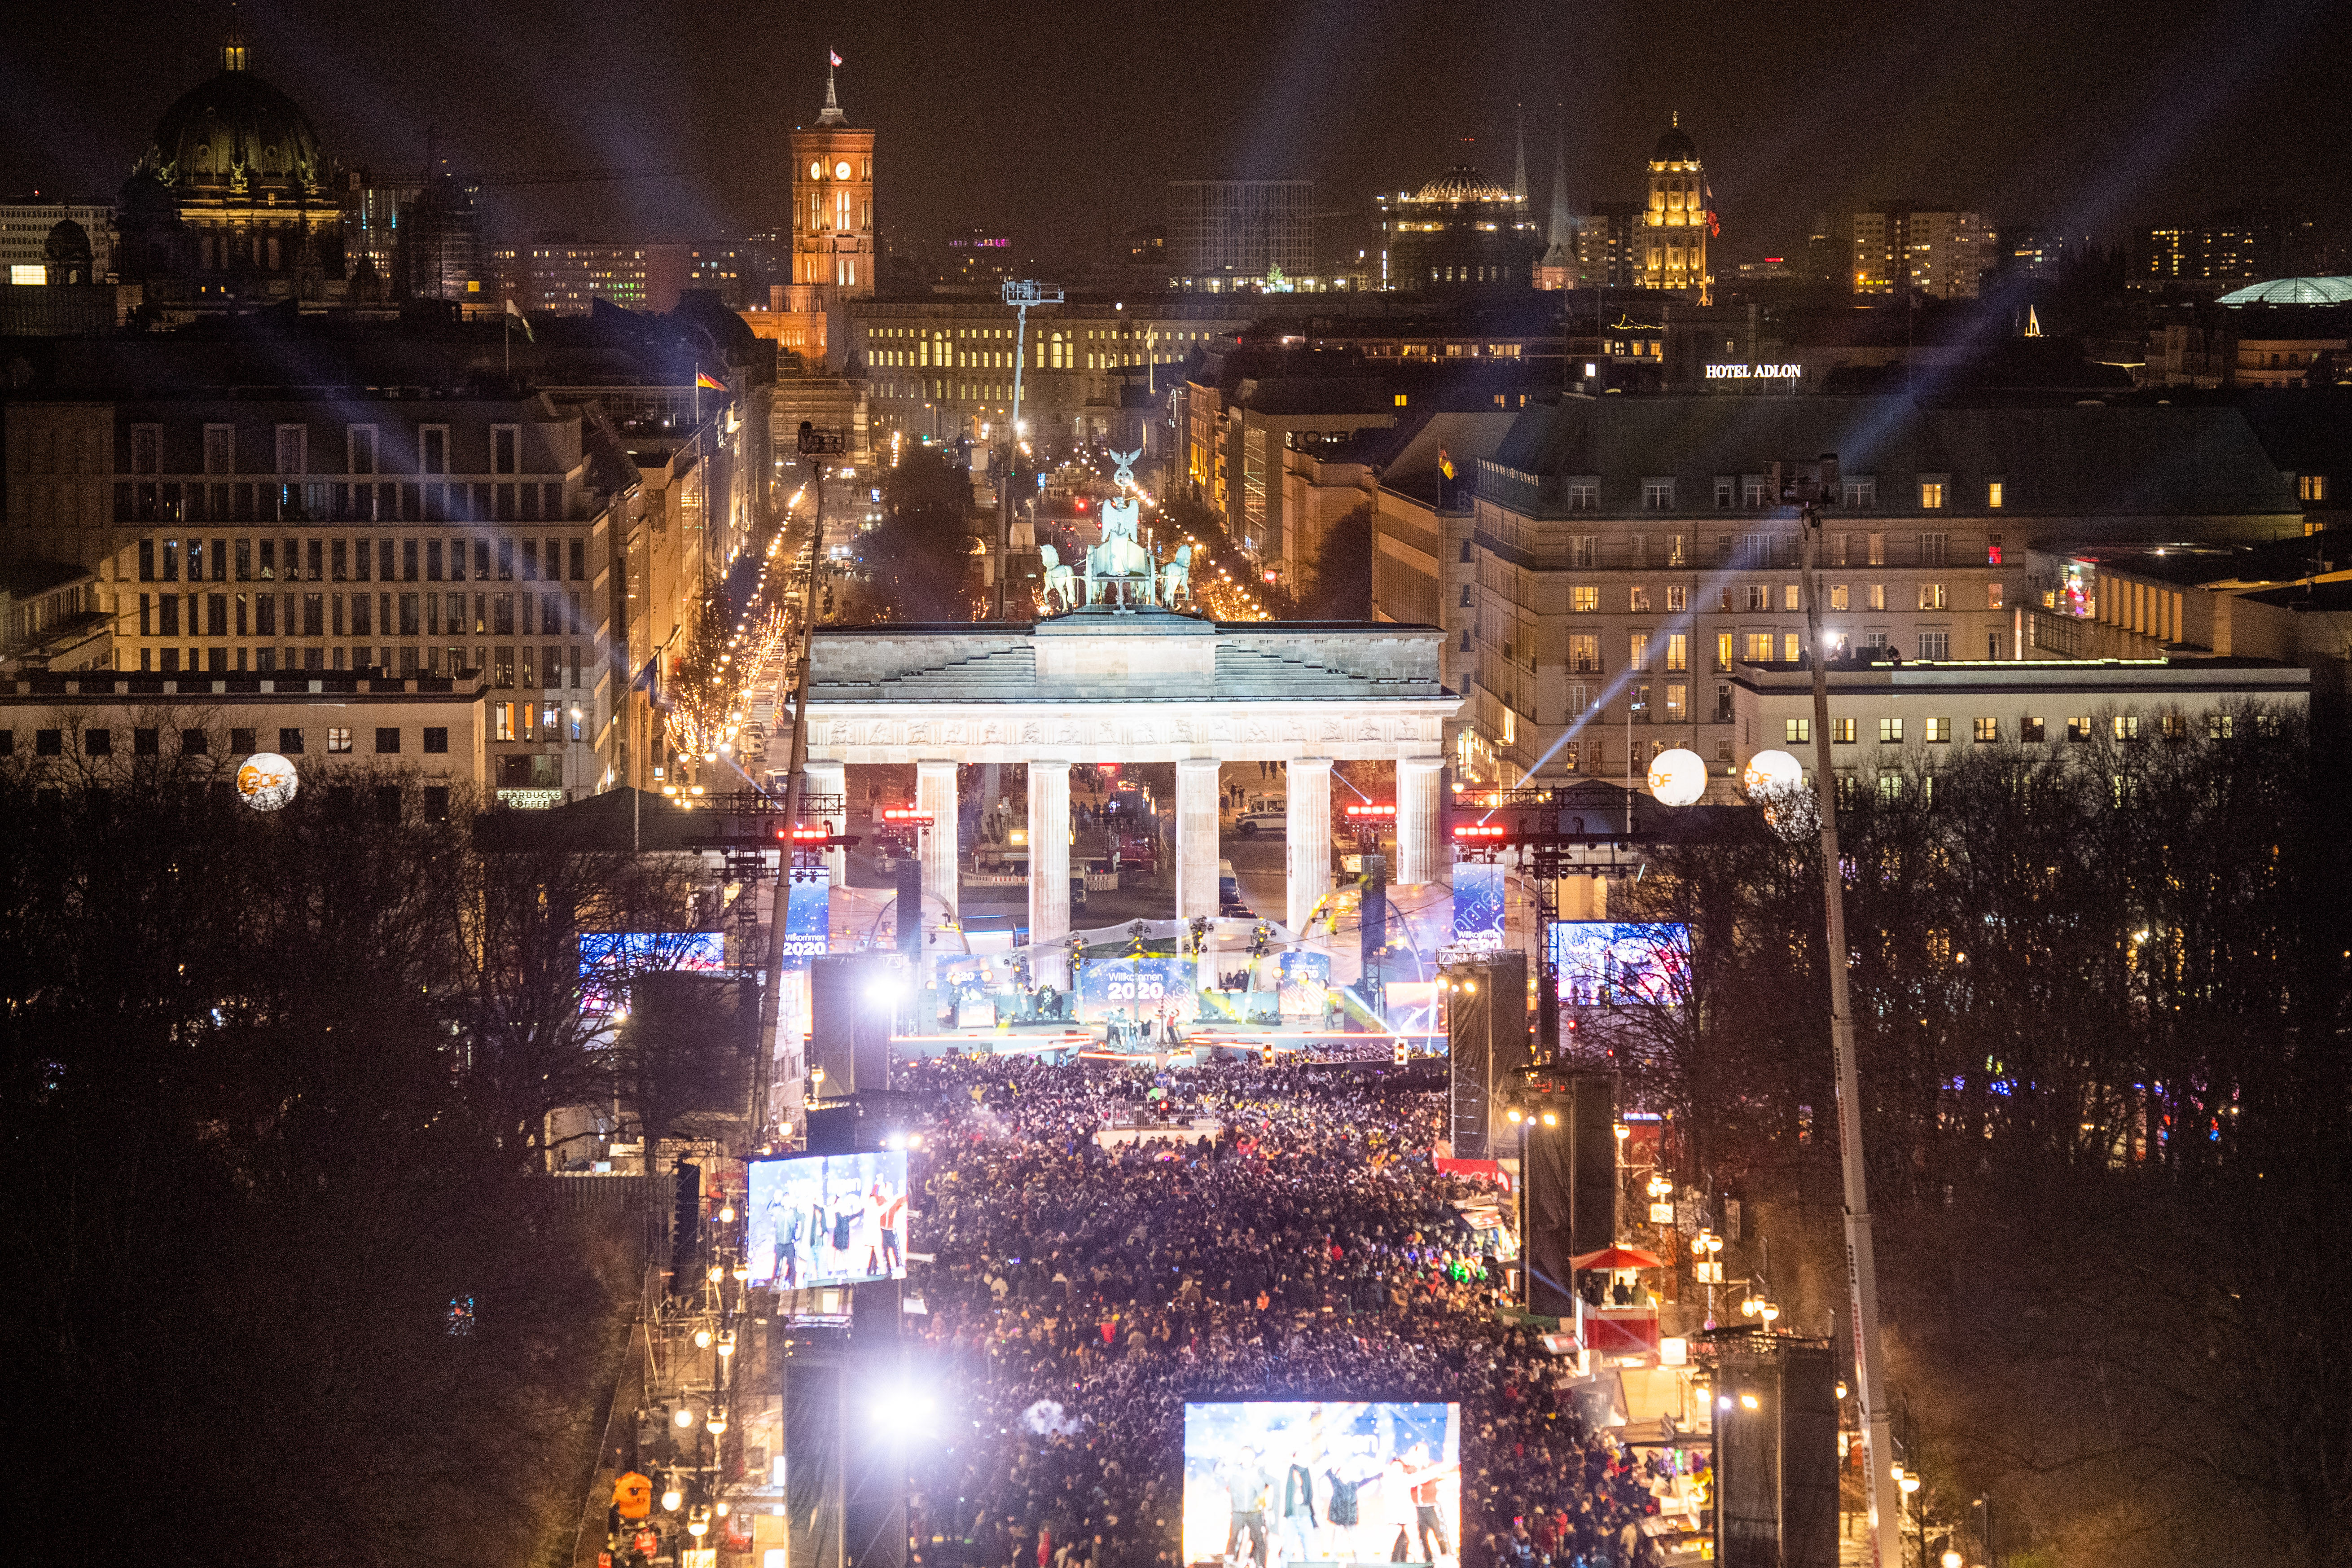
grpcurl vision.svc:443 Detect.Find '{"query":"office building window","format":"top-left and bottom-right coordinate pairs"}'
top-left (1832, 718), bottom-right (1856, 744)
top-left (2021, 716), bottom-right (2045, 742)
top-left (1925, 717), bottom-right (1951, 743)
top-left (423, 727), bottom-right (449, 754)
top-left (327, 727), bottom-right (353, 754)
top-left (1879, 717), bottom-right (1904, 743)
top-left (2067, 716), bottom-right (2093, 742)
top-left (2113, 714), bottom-right (2141, 741)
top-left (1974, 717), bottom-right (1998, 742)
top-left (1786, 718), bottom-right (1811, 744)
top-left (375, 727), bottom-right (401, 754)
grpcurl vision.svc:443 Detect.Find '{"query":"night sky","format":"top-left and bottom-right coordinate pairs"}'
top-left (5, 0), bottom-right (2348, 270)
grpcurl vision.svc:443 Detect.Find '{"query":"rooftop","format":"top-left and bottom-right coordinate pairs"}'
top-left (2217, 277), bottom-right (2352, 307)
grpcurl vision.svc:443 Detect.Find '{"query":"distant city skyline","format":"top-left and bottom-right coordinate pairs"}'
top-left (4, 0), bottom-right (2348, 272)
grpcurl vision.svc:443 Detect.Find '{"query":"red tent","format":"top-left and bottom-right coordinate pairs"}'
top-left (1570, 1245), bottom-right (1663, 1272)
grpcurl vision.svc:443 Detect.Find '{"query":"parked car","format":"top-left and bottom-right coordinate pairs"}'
top-left (1234, 806), bottom-right (1285, 836)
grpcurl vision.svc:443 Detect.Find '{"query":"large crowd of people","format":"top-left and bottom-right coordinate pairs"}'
top-left (891, 1057), bottom-right (1673, 1568)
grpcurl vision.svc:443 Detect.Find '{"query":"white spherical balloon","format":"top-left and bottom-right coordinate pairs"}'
top-left (1742, 748), bottom-right (1805, 798)
top-left (236, 752), bottom-right (300, 812)
top-left (1647, 747), bottom-right (1707, 807)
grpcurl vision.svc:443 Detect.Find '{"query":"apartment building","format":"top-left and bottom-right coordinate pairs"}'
top-left (1, 669), bottom-right (491, 804)
top-left (1369, 394), bottom-right (2306, 791)
top-left (1729, 659), bottom-right (2311, 802)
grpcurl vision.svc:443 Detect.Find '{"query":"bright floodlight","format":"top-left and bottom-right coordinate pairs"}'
top-left (1742, 748), bottom-right (1804, 798)
top-left (1648, 747), bottom-right (1707, 807)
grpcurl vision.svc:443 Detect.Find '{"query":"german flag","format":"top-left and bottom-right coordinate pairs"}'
top-left (695, 371), bottom-right (727, 391)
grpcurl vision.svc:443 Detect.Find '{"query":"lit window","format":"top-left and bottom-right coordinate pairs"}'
top-left (1829, 584), bottom-right (1850, 611)
top-left (1919, 481), bottom-right (1946, 509)
top-left (1831, 718), bottom-right (1857, 744)
top-left (1974, 717), bottom-right (1997, 742)
top-left (1988, 481), bottom-right (2005, 509)
top-left (1571, 587), bottom-right (1599, 613)
top-left (1879, 718), bottom-right (1904, 744)
top-left (1786, 718), bottom-right (1810, 744)
top-left (1919, 583), bottom-right (1948, 610)
top-left (2113, 714), bottom-right (2141, 741)
top-left (2302, 474), bottom-right (2327, 502)
top-left (1924, 717), bottom-right (1951, 743)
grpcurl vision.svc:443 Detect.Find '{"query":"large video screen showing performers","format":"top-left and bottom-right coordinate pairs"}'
top-left (1547, 922), bottom-right (1689, 1007)
top-left (745, 1150), bottom-right (908, 1289)
top-left (1182, 1401), bottom-right (1461, 1568)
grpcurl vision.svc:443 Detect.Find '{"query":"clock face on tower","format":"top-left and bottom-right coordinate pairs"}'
top-left (834, 159), bottom-right (853, 180)
top-left (808, 159), bottom-right (822, 179)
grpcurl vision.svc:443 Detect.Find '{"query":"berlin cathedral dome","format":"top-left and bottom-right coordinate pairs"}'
top-left (117, 16), bottom-right (344, 304)
top-left (137, 29), bottom-right (326, 201)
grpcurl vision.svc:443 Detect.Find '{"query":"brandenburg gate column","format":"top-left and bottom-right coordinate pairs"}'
top-left (1285, 758), bottom-right (1333, 934)
top-left (1174, 757), bottom-right (1222, 922)
top-left (916, 759), bottom-right (959, 920)
top-left (1027, 760), bottom-right (1072, 986)
top-left (803, 759), bottom-right (848, 884)
top-left (1397, 757), bottom-right (1445, 885)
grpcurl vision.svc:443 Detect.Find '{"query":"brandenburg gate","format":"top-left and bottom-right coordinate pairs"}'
top-left (797, 608), bottom-right (1460, 971)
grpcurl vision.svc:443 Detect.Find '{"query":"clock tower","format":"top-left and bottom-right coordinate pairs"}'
top-left (781, 60), bottom-right (873, 364)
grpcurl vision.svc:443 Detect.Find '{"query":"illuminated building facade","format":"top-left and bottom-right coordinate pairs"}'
top-left (0, 199), bottom-right (117, 285)
top-left (1377, 166), bottom-right (1540, 294)
top-left (1167, 181), bottom-right (1317, 290)
top-left (1369, 396), bottom-right (2304, 791)
top-left (776, 67), bottom-right (874, 364)
top-left (1639, 117), bottom-right (1709, 296)
top-left (1853, 207), bottom-right (1988, 299)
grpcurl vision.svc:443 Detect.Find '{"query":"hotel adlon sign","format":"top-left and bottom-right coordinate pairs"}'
top-left (1704, 361), bottom-right (1804, 381)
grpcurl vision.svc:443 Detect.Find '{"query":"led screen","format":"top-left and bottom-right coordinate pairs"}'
top-left (1182, 1402), bottom-right (1460, 1568)
top-left (746, 1150), bottom-right (909, 1289)
top-left (1548, 922), bottom-right (1689, 1006)
top-left (578, 931), bottom-right (729, 1011)
top-left (781, 875), bottom-right (831, 960)
top-left (1452, 864), bottom-right (1505, 950)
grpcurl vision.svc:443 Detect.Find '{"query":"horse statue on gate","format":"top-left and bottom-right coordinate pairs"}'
top-left (1038, 545), bottom-right (1077, 614)
top-left (1084, 447), bottom-right (1158, 608)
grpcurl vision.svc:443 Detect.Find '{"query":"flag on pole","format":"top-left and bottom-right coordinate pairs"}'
top-left (830, 49), bottom-right (843, 66)
top-left (502, 297), bottom-right (533, 341)
top-left (695, 371), bottom-right (727, 392)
